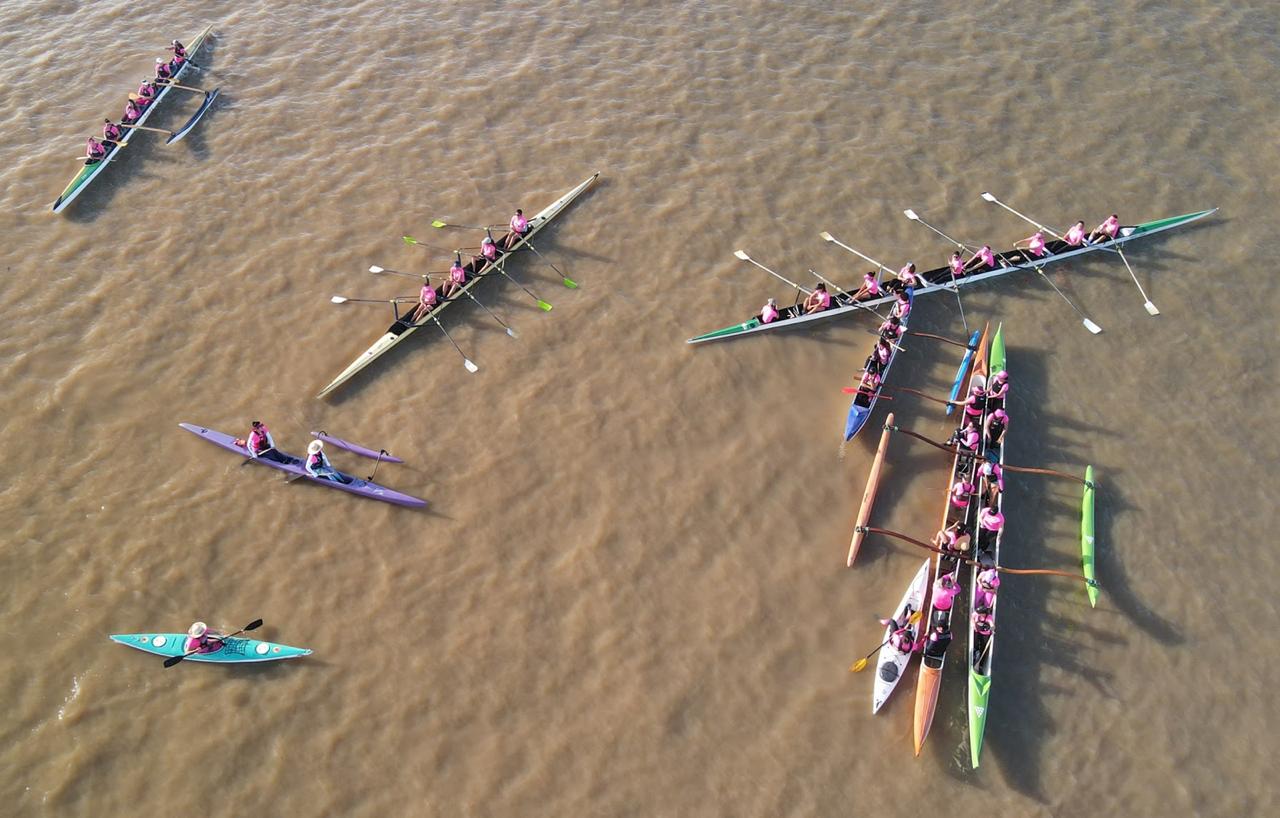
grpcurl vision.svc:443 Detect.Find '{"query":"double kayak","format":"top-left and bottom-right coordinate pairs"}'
top-left (179, 423), bottom-right (426, 507)
top-left (110, 633), bottom-right (311, 663)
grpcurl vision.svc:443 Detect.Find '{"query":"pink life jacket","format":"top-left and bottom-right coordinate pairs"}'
top-left (248, 428), bottom-right (270, 454)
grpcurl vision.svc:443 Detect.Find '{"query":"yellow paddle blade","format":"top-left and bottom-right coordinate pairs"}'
top-left (850, 658), bottom-right (870, 673)
top-left (431, 220), bottom-right (447, 228)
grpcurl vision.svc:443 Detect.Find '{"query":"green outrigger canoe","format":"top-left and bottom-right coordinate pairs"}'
top-left (1082, 465), bottom-right (1098, 607)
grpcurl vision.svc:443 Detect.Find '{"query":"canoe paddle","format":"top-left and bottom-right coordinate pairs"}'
top-left (155, 79), bottom-right (208, 94)
top-left (849, 609), bottom-right (923, 672)
top-left (118, 123), bottom-right (175, 137)
top-left (241, 446), bottom-right (276, 465)
top-left (164, 619), bottom-right (262, 667)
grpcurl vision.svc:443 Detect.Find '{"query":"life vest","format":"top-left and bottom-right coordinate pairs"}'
top-left (248, 428), bottom-right (271, 454)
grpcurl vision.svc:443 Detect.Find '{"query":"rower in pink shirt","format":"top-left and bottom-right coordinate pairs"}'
top-left (760, 297), bottom-right (779, 324)
top-left (948, 251), bottom-right (966, 278)
top-left (1015, 230), bottom-right (1048, 259)
top-left (851, 270), bottom-right (881, 301)
top-left (503, 208), bottom-right (529, 249)
top-left (1088, 214), bottom-right (1120, 244)
top-left (963, 244), bottom-right (997, 274)
top-left (1064, 220), bottom-right (1087, 246)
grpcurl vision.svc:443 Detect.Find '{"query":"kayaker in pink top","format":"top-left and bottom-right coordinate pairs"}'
top-left (760, 297), bottom-right (779, 324)
top-left (86, 137), bottom-right (107, 162)
top-left (504, 209), bottom-right (529, 249)
top-left (1088, 214), bottom-right (1120, 244)
top-left (184, 622), bottom-right (224, 654)
top-left (1064, 220), bottom-right (1087, 246)
top-left (803, 282), bottom-right (831, 314)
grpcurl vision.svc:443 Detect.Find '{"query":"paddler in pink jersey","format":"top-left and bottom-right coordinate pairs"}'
top-left (760, 297), bottom-right (779, 324)
top-left (85, 137), bottom-right (108, 163)
top-left (440, 257), bottom-right (468, 298)
top-left (154, 57), bottom-right (174, 82)
top-left (1014, 230), bottom-right (1048, 260)
top-left (102, 119), bottom-right (124, 144)
top-left (933, 520), bottom-right (971, 555)
top-left (503, 208), bottom-right (528, 250)
top-left (1088, 214), bottom-right (1120, 244)
top-left (135, 79), bottom-right (158, 107)
top-left (1064, 220), bottom-right (1087, 247)
top-left (803, 282), bottom-right (831, 314)
top-left (184, 622), bottom-right (225, 654)
top-left (962, 244), bottom-right (998, 274)
top-left (410, 278), bottom-right (439, 322)
top-left (122, 99), bottom-right (143, 124)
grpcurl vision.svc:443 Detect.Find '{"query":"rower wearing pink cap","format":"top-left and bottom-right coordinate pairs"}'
top-left (504, 208), bottom-right (529, 249)
top-left (978, 506), bottom-right (1004, 535)
top-left (950, 383), bottom-right (987, 423)
top-left (1088, 214), bottom-right (1120, 244)
top-left (986, 370), bottom-right (1009, 411)
top-left (760, 297), bottom-right (779, 325)
top-left (974, 569), bottom-right (1001, 614)
top-left (1015, 230), bottom-right (1048, 259)
top-left (184, 622), bottom-right (225, 654)
top-left (1064, 220), bottom-right (1087, 247)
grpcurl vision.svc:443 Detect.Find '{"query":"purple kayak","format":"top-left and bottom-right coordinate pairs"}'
top-left (179, 423), bottom-right (425, 508)
top-left (311, 431), bottom-right (403, 463)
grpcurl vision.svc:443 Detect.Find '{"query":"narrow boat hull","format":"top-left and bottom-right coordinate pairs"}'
top-left (110, 633), bottom-right (311, 664)
top-left (847, 412), bottom-right (893, 566)
top-left (843, 288), bottom-right (913, 442)
top-left (946, 329), bottom-right (982, 415)
top-left (178, 423), bottom-right (426, 507)
top-left (872, 559), bottom-right (931, 714)
top-left (311, 431), bottom-right (404, 463)
top-left (1082, 465), bottom-right (1097, 607)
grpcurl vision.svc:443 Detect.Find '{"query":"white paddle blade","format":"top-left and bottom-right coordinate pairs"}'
top-left (330, 296), bottom-right (348, 304)
top-left (980, 192), bottom-right (997, 202)
top-left (368, 265), bottom-right (384, 273)
top-left (819, 231), bottom-right (834, 241)
top-left (463, 359), bottom-right (479, 373)
top-left (1083, 318), bottom-right (1103, 335)
top-left (1144, 301), bottom-right (1160, 316)
top-left (903, 209), bottom-right (919, 220)
top-left (733, 250), bottom-right (750, 261)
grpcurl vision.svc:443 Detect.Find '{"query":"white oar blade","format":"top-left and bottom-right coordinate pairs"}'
top-left (331, 296), bottom-right (348, 304)
top-left (369, 265), bottom-right (384, 273)
top-left (980, 192), bottom-right (996, 202)
top-left (507, 328), bottom-right (519, 338)
top-left (819, 231), bottom-right (834, 241)
top-left (733, 250), bottom-right (750, 261)
top-left (1144, 301), bottom-right (1160, 316)
top-left (903, 209), bottom-right (919, 220)
top-left (464, 359), bottom-right (479, 373)
top-left (1084, 319), bottom-right (1103, 335)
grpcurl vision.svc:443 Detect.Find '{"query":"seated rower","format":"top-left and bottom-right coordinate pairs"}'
top-left (972, 610), bottom-right (995, 637)
top-left (85, 137), bottom-right (108, 163)
top-left (984, 407), bottom-right (1008, 448)
top-left (410, 278), bottom-right (439, 323)
top-left (122, 99), bottom-right (143, 124)
top-left (102, 119), bottom-right (124, 144)
top-left (245, 420), bottom-right (288, 463)
top-left (869, 336), bottom-right (893, 369)
top-left (169, 40), bottom-right (188, 60)
top-left (962, 244), bottom-right (997, 274)
top-left (986, 369), bottom-right (1009, 411)
top-left (933, 520), bottom-right (971, 555)
top-left (440, 257), bottom-right (467, 298)
top-left (890, 289), bottom-right (911, 320)
top-left (950, 476), bottom-right (975, 510)
top-left (879, 613), bottom-right (922, 655)
top-left (760, 297), bottom-right (779, 325)
top-left (948, 419), bottom-right (981, 452)
top-left (895, 261), bottom-right (920, 290)
top-left (474, 235), bottom-right (501, 270)
top-left (136, 79), bottom-right (158, 106)
top-left (1064, 220), bottom-right (1087, 247)
top-left (949, 383), bottom-right (987, 424)
top-left (978, 460), bottom-right (1004, 503)
top-left (503, 208), bottom-right (528, 250)
top-left (974, 569), bottom-right (1001, 613)
top-left (978, 505), bottom-right (1004, 546)
top-left (1014, 230), bottom-right (1048, 259)
top-left (803, 282), bottom-right (831, 314)
top-left (184, 622), bottom-right (224, 654)
top-left (878, 314), bottom-right (903, 339)
top-left (154, 57), bottom-right (174, 82)
top-left (948, 251), bottom-right (966, 279)
top-left (922, 621), bottom-right (953, 659)
top-left (851, 270), bottom-right (881, 302)
top-left (855, 367), bottom-right (881, 397)
top-left (1088, 214), bottom-right (1120, 244)
top-left (932, 573), bottom-right (961, 613)
top-left (304, 440), bottom-right (347, 482)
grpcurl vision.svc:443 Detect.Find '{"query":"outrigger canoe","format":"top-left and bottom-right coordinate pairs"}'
top-left (687, 209), bottom-right (1217, 344)
top-left (844, 288), bottom-right (913, 442)
top-left (913, 322), bottom-right (990, 756)
top-left (179, 423), bottom-right (426, 507)
top-left (110, 633), bottom-right (311, 664)
top-left (52, 24), bottom-right (215, 213)
top-left (1082, 465), bottom-right (1098, 607)
top-left (317, 173), bottom-right (599, 397)
top-left (968, 323), bottom-right (1007, 768)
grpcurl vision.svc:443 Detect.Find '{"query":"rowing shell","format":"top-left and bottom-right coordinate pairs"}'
top-left (686, 209), bottom-right (1217, 344)
top-left (968, 323), bottom-right (1007, 768)
top-left (52, 24), bottom-right (215, 213)
top-left (1082, 464), bottom-right (1098, 607)
top-left (317, 172), bottom-right (599, 398)
top-left (872, 559), bottom-right (930, 714)
top-left (847, 412), bottom-right (893, 566)
top-left (913, 322), bottom-right (990, 756)
top-left (843, 288), bottom-right (913, 442)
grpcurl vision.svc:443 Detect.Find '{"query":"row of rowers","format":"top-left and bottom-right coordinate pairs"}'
top-left (407, 214), bottom-right (530, 323)
top-left (755, 213), bottom-right (1123, 326)
top-left (84, 40), bottom-right (191, 162)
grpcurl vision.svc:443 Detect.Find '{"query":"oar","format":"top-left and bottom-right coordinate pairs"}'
top-left (241, 446), bottom-right (275, 465)
top-left (1025, 257), bottom-right (1103, 334)
top-left (819, 231), bottom-right (895, 277)
top-left (733, 250), bottom-right (813, 295)
top-left (492, 266), bottom-right (553, 312)
top-left (155, 79), bottom-right (207, 93)
top-left (863, 328), bottom-right (973, 350)
top-left (118, 123), bottom-right (175, 136)
top-left (522, 240), bottom-right (577, 288)
top-left (427, 315), bottom-right (479, 372)
top-left (402, 236), bottom-right (478, 253)
top-left (841, 384), bottom-right (950, 406)
top-left (103, 138), bottom-right (127, 147)
top-left (885, 424), bottom-right (1095, 486)
top-left (849, 610), bottom-right (924, 672)
top-left (430, 218), bottom-right (501, 231)
top-left (979, 192), bottom-right (1064, 238)
top-left (163, 619), bottom-right (263, 667)
top-left (901, 210), bottom-right (970, 334)
top-left (1113, 244), bottom-right (1160, 315)
top-left (856, 526), bottom-right (1099, 587)
top-left (369, 265), bottom-right (444, 281)
top-left (459, 288), bottom-right (518, 338)
top-left (809, 269), bottom-right (887, 319)
top-left (330, 295), bottom-right (416, 305)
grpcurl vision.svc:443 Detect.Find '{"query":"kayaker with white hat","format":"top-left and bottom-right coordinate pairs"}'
top-left (304, 439), bottom-right (342, 481)
top-left (184, 622), bottom-right (224, 655)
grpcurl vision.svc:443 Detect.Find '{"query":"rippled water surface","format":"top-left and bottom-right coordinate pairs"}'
top-left (2, 1), bottom-right (1278, 815)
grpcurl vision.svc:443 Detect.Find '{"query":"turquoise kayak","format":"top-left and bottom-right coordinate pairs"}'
top-left (110, 633), bottom-right (312, 663)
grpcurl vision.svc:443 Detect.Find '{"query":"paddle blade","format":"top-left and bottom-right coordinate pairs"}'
top-left (980, 192), bottom-right (996, 202)
top-left (537, 300), bottom-right (553, 312)
top-left (849, 657), bottom-right (870, 673)
top-left (733, 250), bottom-right (750, 260)
top-left (819, 231), bottom-right (833, 241)
top-left (163, 655), bottom-right (185, 668)
top-left (369, 265), bottom-right (384, 273)
top-left (431, 220), bottom-right (448, 228)
top-left (463, 359), bottom-right (479, 373)
top-left (244, 619), bottom-right (264, 631)
top-left (562, 277), bottom-right (578, 289)
top-left (1083, 318), bottom-right (1103, 335)
top-left (1144, 301), bottom-right (1160, 316)
top-left (402, 236), bottom-right (418, 246)
top-left (903, 209), bottom-right (919, 220)
top-left (841, 386), bottom-right (859, 394)
top-left (330, 296), bottom-right (348, 304)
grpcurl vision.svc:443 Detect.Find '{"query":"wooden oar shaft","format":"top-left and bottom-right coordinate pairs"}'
top-left (119, 123), bottom-right (172, 135)
top-left (882, 385), bottom-right (951, 406)
top-left (907, 331), bottom-right (971, 349)
top-left (887, 425), bottom-right (1093, 486)
top-left (855, 527), bottom-right (1097, 587)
